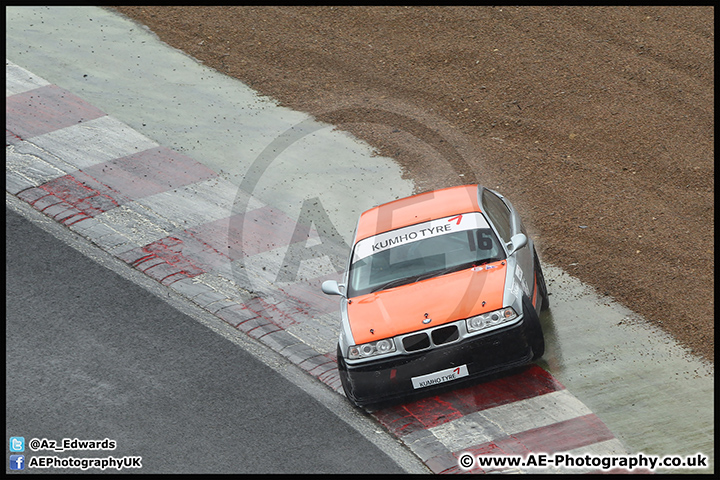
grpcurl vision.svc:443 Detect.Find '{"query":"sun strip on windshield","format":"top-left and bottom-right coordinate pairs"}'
top-left (352, 212), bottom-right (490, 263)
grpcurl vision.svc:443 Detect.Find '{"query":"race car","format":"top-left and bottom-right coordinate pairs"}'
top-left (322, 184), bottom-right (549, 407)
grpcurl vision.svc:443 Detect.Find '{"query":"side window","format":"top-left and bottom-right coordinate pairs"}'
top-left (481, 189), bottom-right (512, 244)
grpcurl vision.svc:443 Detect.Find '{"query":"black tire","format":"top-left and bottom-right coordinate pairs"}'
top-left (534, 249), bottom-right (550, 312)
top-left (530, 323), bottom-right (545, 360)
top-left (524, 296), bottom-right (545, 360)
top-left (336, 344), bottom-right (361, 407)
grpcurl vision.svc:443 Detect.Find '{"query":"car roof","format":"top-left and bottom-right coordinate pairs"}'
top-left (355, 184), bottom-right (483, 242)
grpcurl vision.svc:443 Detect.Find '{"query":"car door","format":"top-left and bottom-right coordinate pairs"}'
top-left (480, 188), bottom-right (534, 303)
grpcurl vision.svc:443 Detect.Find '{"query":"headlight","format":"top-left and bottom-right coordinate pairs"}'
top-left (466, 307), bottom-right (518, 333)
top-left (348, 338), bottom-right (396, 359)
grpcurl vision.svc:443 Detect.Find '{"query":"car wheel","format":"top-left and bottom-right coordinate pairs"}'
top-left (534, 249), bottom-right (550, 311)
top-left (336, 344), bottom-right (361, 407)
top-left (524, 296), bottom-right (545, 360)
top-left (530, 324), bottom-right (545, 360)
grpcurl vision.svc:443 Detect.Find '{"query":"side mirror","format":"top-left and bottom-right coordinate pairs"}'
top-left (506, 233), bottom-right (527, 256)
top-left (321, 280), bottom-right (346, 298)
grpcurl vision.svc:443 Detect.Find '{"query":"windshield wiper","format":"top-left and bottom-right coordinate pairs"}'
top-left (370, 276), bottom-right (418, 293)
top-left (413, 261), bottom-right (475, 284)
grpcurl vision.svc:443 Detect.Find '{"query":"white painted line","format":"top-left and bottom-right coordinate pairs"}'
top-left (430, 389), bottom-right (593, 452)
top-left (29, 116), bottom-right (159, 170)
top-left (95, 204), bottom-right (173, 248)
top-left (136, 177), bottom-right (263, 229)
top-left (6, 60), bottom-right (50, 96)
top-left (191, 271), bottom-right (251, 303)
top-left (6, 142), bottom-right (68, 193)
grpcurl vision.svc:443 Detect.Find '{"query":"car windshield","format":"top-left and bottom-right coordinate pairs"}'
top-left (348, 212), bottom-right (505, 297)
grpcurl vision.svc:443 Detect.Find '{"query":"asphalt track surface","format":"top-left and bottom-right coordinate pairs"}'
top-left (5, 204), bottom-right (414, 474)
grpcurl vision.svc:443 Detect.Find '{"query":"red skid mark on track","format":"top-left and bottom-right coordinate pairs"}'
top-left (299, 352), bottom-right (337, 378)
top-left (170, 231), bottom-right (233, 274)
top-left (16, 186), bottom-right (93, 228)
top-left (380, 397), bottom-right (465, 436)
top-left (6, 84), bottom-right (106, 139)
top-left (119, 227), bottom-right (245, 287)
top-left (116, 236), bottom-right (206, 287)
top-left (38, 173), bottom-right (128, 217)
top-left (6, 128), bottom-right (24, 146)
top-left (374, 365), bottom-right (564, 437)
top-left (131, 236), bottom-right (204, 277)
top-left (243, 296), bottom-right (299, 330)
top-left (318, 368), bottom-right (342, 391)
top-left (443, 364), bottom-right (565, 413)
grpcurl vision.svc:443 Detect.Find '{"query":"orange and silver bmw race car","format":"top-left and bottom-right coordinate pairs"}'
top-left (322, 184), bottom-right (549, 407)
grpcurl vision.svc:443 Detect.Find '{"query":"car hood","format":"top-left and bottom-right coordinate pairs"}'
top-left (347, 261), bottom-right (507, 345)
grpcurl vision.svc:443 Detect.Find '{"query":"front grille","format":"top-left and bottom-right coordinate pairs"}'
top-left (431, 325), bottom-right (460, 345)
top-left (403, 332), bottom-right (431, 352)
top-left (401, 324), bottom-right (461, 352)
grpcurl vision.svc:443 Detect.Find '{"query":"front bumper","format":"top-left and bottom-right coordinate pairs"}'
top-left (339, 310), bottom-right (538, 407)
